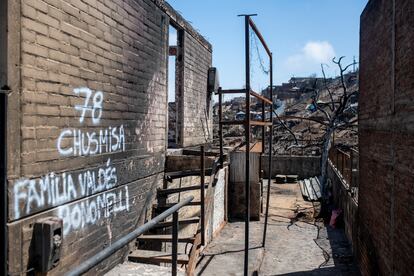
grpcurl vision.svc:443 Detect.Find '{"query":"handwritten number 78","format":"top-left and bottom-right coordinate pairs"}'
top-left (74, 87), bottom-right (103, 124)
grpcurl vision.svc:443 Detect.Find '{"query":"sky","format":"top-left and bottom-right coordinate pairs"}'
top-left (166, 0), bottom-right (368, 99)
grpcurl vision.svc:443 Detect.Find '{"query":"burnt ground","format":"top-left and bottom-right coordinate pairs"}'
top-left (195, 180), bottom-right (359, 275)
top-left (259, 181), bottom-right (360, 275)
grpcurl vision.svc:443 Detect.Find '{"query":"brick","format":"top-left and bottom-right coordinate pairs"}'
top-left (70, 56), bottom-right (88, 68)
top-left (79, 11), bottom-right (97, 26)
top-left (49, 27), bottom-right (70, 43)
top-left (24, 0), bottom-right (48, 13)
top-left (22, 91), bottom-right (49, 104)
top-left (36, 82), bottom-right (61, 93)
top-left (48, 5), bottom-right (68, 21)
top-left (36, 35), bottom-right (60, 49)
top-left (21, 4), bottom-right (37, 20)
top-left (49, 49), bottom-right (70, 63)
top-left (37, 12), bottom-right (60, 28)
top-left (61, 1), bottom-right (80, 17)
top-left (88, 6), bottom-right (104, 20)
top-left (22, 17), bottom-right (49, 36)
top-left (22, 66), bottom-right (49, 80)
top-left (80, 49), bottom-right (96, 62)
top-left (61, 22), bottom-right (80, 37)
top-left (69, 0), bottom-right (88, 12)
top-left (36, 105), bottom-right (61, 116)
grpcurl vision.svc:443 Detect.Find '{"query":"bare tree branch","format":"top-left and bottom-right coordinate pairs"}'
top-left (278, 115), bottom-right (328, 126)
top-left (321, 63), bottom-right (335, 111)
top-left (273, 112), bottom-right (299, 144)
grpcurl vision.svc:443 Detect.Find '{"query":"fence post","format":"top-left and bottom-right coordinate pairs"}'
top-left (336, 148), bottom-right (339, 170)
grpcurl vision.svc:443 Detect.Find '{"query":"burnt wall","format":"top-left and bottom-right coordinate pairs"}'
top-left (358, 0), bottom-right (414, 275)
top-left (5, 0), bottom-right (212, 274)
top-left (261, 155), bottom-right (321, 179)
top-left (181, 33), bottom-right (213, 146)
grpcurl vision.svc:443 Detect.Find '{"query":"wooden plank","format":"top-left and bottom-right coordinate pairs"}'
top-left (220, 89), bottom-right (247, 94)
top-left (304, 179), bottom-right (317, 201)
top-left (186, 232), bottom-right (201, 276)
top-left (153, 217), bottom-right (200, 229)
top-left (165, 169), bottom-right (213, 180)
top-left (128, 250), bottom-right (189, 265)
top-left (229, 152), bottom-right (260, 183)
top-left (157, 185), bottom-right (205, 196)
top-left (239, 142), bottom-right (263, 153)
top-left (299, 181), bottom-right (308, 199)
top-left (250, 90), bottom-right (272, 105)
top-left (250, 120), bottom-right (272, 126)
top-left (310, 177), bottom-right (322, 199)
top-left (165, 155), bottom-right (215, 173)
top-left (137, 235), bottom-right (195, 243)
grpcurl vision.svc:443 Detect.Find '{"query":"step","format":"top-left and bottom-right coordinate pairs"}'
top-left (155, 202), bottom-right (202, 211)
top-left (157, 185), bottom-right (208, 196)
top-left (153, 217), bottom-right (200, 229)
top-left (165, 169), bottom-right (213, 181)
top-left (137, 234), bottom-right (195, 243)
top-left (128, 250), bottom-right (189, 265)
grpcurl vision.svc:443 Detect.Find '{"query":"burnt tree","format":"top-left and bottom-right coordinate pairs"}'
top-left (275, 56), bottom-right (358, 196)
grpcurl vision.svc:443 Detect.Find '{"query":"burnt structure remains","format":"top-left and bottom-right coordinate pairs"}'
top-left (1, 0), bottom-right (214, 274)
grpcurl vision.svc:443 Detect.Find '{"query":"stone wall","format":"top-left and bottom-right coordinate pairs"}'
top-left (4, 0), bottom-right (212, 274)
top-left (358, 0), bottom-right (414, 275)
top-left (261, 155), bottom-right (321, 179)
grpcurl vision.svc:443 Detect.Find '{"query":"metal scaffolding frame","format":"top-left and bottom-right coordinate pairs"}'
top-left (217, 15), bottom-right (274, 276)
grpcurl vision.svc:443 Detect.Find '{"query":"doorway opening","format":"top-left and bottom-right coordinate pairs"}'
top-left (167, 24), bottom-right (183, 148)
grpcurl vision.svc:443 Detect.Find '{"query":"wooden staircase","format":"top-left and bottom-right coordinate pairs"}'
top-left (128, 146), bottom-right (221, 275)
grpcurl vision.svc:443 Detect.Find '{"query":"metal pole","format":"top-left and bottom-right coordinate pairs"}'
top-left (262, 53), bottom-right (273, 247)
top-left (200, 146), bottom-right (205, 246)
top-left (172, 211), bottom-right (178, 276)
top-left (244, 15), bottom-right (251, 276)
top-left (0, 92), bottom-right (7, 276)
top-left (218, 88), bottom-right (224, 168)
top-left (65, 196), bottom-right (194, 276)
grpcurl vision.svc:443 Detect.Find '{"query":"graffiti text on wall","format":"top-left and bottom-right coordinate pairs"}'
top-left (13, 88), bottom-right (130, 235)
top-left (57, 88), bottom-right (125, 157)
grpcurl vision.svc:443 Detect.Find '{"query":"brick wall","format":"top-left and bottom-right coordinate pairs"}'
top-left (359, 0), bottom-right (414, 275)
top-left (4, 0), bottom-right (212, 274)
top-left (182, 33), bottom-right (213, 147)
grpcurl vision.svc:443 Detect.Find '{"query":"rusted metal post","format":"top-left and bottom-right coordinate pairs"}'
top-left (172, 211), bottom-right (179, 276)
top-left (200, 146), bottom-right (205, 246)
top-left (244, 15), bottom-right (251, 276)
top-left (262, 53), bottom-right (273, 248)
top-left (218, 87), bottom-right (224, 168)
